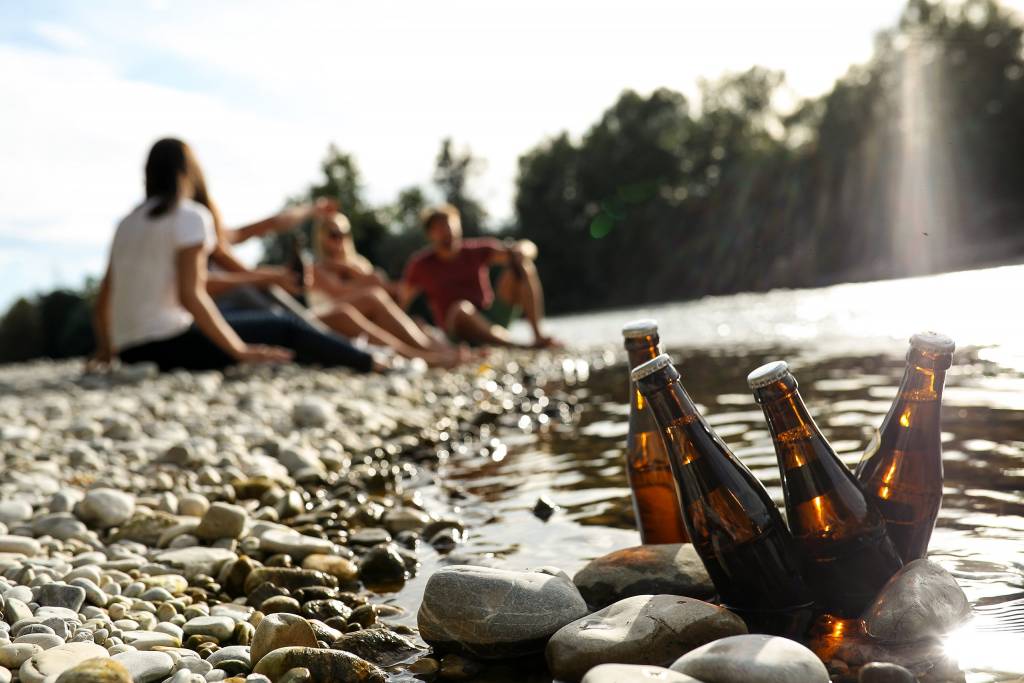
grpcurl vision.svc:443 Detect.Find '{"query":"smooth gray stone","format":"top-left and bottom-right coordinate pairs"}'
top-left (862, 559), bottom-right (971, 643)
top-left (182, 616), bottom-right (234, 642)
top-left (0, 503), bottom-right (33, 525)
top-left (206, 646), bottom-right (250, 668)
top-left (17, 642), bottom-right (107, 683)
top-left (154, 548), bottom-right (237, 580)
top-left (37, 584), bottom-right (87, 612)
top-left (76, 489), bottom-right (135, 529)
top-left (418, 565), bottom-right (589, 659)
top-left (670, 634), bottom-right (829, 683)
top-left (111, 651), bottom-right (174, 683)
top-left (573, 544), bottom-right (715, 609)
top-left (547, 595), bottom-right (747, 682)
top-left (583, 664), bottom-right (704, 683)
top-left (0, 535), bottom-right (40, 556)
top-left (194, 503), bottom-right (248, 542)
top-left (258, 530), bottom-right (333, 560)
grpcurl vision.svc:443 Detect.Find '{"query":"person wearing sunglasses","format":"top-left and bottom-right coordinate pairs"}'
top-left (309, 211), bottom-right (467, 367)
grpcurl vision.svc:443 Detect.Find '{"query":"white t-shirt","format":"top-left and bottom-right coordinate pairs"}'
top-left (109, 198), bottom-right (216, 351)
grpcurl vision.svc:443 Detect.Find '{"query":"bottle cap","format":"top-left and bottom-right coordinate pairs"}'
top-left (630, 353), bottom-right (673, 382)
top-left (747, 360), bottom-right (791, 390)
top-left (622, 319), bottom-right (659, 339)
top-left (910, 331), bottom-right (955, 354)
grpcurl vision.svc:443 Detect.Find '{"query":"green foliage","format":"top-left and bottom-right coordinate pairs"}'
top-left (6, 0), bottom-right (1024, 360)
top-left (514, 0), bottom-right (1024, 312)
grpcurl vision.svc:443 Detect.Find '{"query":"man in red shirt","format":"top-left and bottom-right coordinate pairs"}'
top-left (400, 204), bottom-right (558, 347)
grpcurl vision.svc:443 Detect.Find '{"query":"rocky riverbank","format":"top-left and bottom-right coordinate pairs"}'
top-left (0, 354), bottom-right (588, 682)
top-left (0, 355), bottom-right (975, 682)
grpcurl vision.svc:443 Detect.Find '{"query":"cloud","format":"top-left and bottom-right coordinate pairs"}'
top-left (32, 22), bottom-right (91, 51)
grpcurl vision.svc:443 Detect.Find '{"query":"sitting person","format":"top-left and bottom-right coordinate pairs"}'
top-left (91, 137), bottom-right (380, 373)
top-left (399, 204), bottom-right (558, 348)
top-left (306, 210), bottom-right (466, 367)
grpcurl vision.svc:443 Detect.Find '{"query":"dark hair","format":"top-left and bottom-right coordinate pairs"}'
top-left (420, 203), bottom-right (460, 232)
top-left (144, 138), bottom-right (224, 233)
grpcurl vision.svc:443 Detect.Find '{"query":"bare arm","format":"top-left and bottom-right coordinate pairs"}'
top-left (397, 280), bottom-right (421, 311)
top-left (226, 198), bottom-right (339, 245)
top-left (89, 264), bottom-right (113, 367)
top-left (206, 239), bottom-right (304, 296)
top-left (177, 245), bottom-right (292, 363)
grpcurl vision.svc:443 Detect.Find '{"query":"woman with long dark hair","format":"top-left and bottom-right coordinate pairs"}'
top-left (91, 138), bottom-right (378, 372)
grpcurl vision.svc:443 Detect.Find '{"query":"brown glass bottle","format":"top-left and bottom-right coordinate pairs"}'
top-left (749, 361), bottom-right (903, 617)
top-left (856, 332), bottom-right (954, 563)
top-left (622, 320), bottom-right (688, 544)
top-left (633, 354), bottom-right (812, 633)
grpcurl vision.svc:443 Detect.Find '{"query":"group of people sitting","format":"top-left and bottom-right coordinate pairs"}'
top-left (91, 138), bottom-right (559, 373)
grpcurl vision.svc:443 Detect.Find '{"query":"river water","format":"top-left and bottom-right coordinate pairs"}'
top-left (390, 264), bottom-right (1024, 682)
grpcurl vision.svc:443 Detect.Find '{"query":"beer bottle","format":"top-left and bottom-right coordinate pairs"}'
top-left (856, 332), bottom-right (954, 562)
top-left (748, 361), bottom-right (902, 617)
top-left (286, 232), bottom-right (311, 307)
top-left (622, 320), bottom-right (688, 544)
top-left (633, 354), bottom-right (812, 633)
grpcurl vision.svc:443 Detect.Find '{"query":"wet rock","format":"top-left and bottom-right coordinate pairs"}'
top-left (573, 544), bottom-right (715, 609)
top-left (358, 544), bottom-right (408, 585)
top-left (301, 554), bottom-right (358, 583)
top-left (418, 565), bottom-right (589, 659)
top-left (250, 613), bottom-right (318, 667)
top-left (18, 643), bottom-right (108, 683)
top-left (252, 647), bottom-right (385, 682)
top-left (859, 662), bottom-right (916, 683)
top-left (195, 503), bottom-right (248, 541)
top-left (547, 595), bottom-right (747, 681)
top-left (333, 628), bottom-right (426, 667)
top-left (244, 568), bottom-right (338, 595)
top-left (383, 508), bottom-right (431, 535)
top-left (582, 664), bottom-right (704, 683)
top-left (301, 599), bottom-right (351, 623)
top-left (532, 497), bottom-right (558, 521)
top-left (862, 560), bottom-right (971, 643)
top-left (76, 489), bottom-right (135, 529)
top-left (670, 634), bottom-right (829, 683)
top-left (54, 657), bottom-right (132, 683)
top-left (438, 653), bottom-right (484, 680)
top-left (259, 529), bottom-right (333, 560)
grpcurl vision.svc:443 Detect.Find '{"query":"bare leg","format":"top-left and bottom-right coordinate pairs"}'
top-left (344, 287), bottom-right (439, 351)
top-left (319, 303), bottom-right (462, 367)
top-left (494, 260), bottom-right (558, 347)
top-left (446, 300), bottom-right (531, 348)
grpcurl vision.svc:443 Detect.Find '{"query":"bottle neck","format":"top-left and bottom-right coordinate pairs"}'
top-left (756, 384), bottom-right (833, 468)
top-left (896, 351), bottom-right (948, 402)
top-left (626, 336), bottom-right (661, 412)
top-left (645, 377), bottom-right (700, 439)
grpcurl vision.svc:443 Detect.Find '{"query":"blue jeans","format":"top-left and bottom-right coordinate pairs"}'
top-left (119, 309), bottom-right (374, 372)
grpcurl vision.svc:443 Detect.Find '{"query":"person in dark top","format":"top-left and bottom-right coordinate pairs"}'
top-left (399, 204), bottom-right (559, 348)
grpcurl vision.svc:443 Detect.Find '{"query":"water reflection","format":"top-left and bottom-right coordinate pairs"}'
top-left (386, 338), bottom-right (1024, 681)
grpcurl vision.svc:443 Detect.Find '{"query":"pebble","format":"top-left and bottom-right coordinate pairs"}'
top-left (250, 613), bottom-right (318, 667)
top-left (670, 634), bottom-right (829, 683)
top-left (76, 489), bottom-right (136, 529)
top-left (111, 651), bottom-right (175, 683)
top-left (0, 536), bottom-right (40, 557)
top-left (862, 559), bottom-right (972, 643)
top-left (418, 565), bottom-right (590, 659)
top-left (37, 584), bottom-right (87, 612)
top-left (18, 643), bottom-right (109, 683)
top-left (183, 616), bottom-right (236, 641)
top-left (258, 530), bottom-right (334, 560)
top-left (252, 647), bottom-right (385, 683)
top-left (546, 595), bottom-right (747, 681)
top-left (300, 555), bottom-right (358, 583)
top-left (573, 544), bottom-right (715, 609)
top-left (195, 503), bottom-right (248, 541)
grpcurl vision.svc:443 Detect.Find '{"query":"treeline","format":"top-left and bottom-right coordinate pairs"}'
top-left (3, 0), bottom-right (1023, 361)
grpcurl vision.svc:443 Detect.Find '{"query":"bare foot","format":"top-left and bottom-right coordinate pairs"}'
top-left (531, 335), bottom-right (564, 349)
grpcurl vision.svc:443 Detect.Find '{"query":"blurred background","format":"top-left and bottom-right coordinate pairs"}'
top-left (2, 0), bottom-right (1024, 360)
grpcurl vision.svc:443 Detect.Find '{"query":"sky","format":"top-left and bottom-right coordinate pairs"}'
top-left (0, 0), bottom-right (959, 310)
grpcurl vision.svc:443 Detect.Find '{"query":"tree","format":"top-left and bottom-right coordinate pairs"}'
top-left (434, 138), bottom-right (489, 235)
